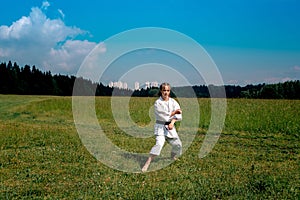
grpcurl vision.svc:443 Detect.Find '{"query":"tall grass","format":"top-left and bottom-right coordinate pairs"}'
top-left (0, 95), bottom-right (299, 199)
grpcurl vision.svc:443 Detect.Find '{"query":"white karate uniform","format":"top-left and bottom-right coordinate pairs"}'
top-left (149, 97), bottom-right (182, 156)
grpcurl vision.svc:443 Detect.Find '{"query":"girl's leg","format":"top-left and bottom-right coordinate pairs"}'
top-left (142, 135), bottom-right (165, 172)
top-left (141, 154), bottom-right (156, 172)
top-left (168, 137), bottom-right (182, 160)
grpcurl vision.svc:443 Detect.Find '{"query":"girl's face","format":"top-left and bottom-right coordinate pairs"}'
top-left (161, 85), bottom-right (170, 100)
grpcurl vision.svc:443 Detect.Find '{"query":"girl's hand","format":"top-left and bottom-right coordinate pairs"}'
top-left (168, 123), bottom-right (174, 130)
top-left (171, 109), bottom-right (182, 116)
top-left (168, 119), bottom-right (176, 130)
top-left (174, 109), bottom-right (182, 114)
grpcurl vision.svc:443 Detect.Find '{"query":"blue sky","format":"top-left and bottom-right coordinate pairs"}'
top-left (0, 0), bottom-right (300, 86)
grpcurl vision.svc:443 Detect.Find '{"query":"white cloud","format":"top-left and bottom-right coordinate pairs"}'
top-left (227, 79), bottom-right (239, 85)
top-left (46, 40), bottom-right (97, 73)
top-left (58, 9), bottom-right (65, 19)
top-left (293, 65), bottom-right (300, 71)
top-left (0, 3), bottom-right (97, 75)
top-left (263, 77), bottom-right (293, 84)
top-left (41, 1), bottom-right (50, 10)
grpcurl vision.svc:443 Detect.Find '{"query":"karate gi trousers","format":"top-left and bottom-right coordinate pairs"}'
top-left (149, 123), bottom-right (182, 156)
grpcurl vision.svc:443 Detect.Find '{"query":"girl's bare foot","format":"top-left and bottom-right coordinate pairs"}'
top-left (141, 155), bottom-right (155, 172)
top-left (141, 162), bottom-right (150, 172)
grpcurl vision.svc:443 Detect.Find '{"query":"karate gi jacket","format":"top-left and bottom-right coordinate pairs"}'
top-left (154, 97), bottom-right (182, 138)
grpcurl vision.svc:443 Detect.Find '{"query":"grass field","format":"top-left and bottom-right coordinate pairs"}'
top-left (0, 95), bottom-right (299, 199)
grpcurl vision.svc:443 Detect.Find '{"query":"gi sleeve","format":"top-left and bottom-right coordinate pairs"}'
top-left (171, 99), bottom-right (182, 121)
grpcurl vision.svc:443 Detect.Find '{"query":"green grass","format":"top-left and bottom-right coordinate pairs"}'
top-left (0, 95), bottom-right (299, 199)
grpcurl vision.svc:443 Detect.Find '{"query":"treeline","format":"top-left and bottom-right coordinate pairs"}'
top-left (0, 61), bottom-right (133, 96)
top-left (1, 61), bottom-right (300, 99)
top-left (172, 83), bottom-right (300, 99)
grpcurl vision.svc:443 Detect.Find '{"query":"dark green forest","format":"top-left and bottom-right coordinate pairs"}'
top-left (1, 61), bottom-right (300, 99)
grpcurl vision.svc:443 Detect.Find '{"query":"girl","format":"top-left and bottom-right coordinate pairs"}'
top-left (142, 82), bottom-right (182, 172)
